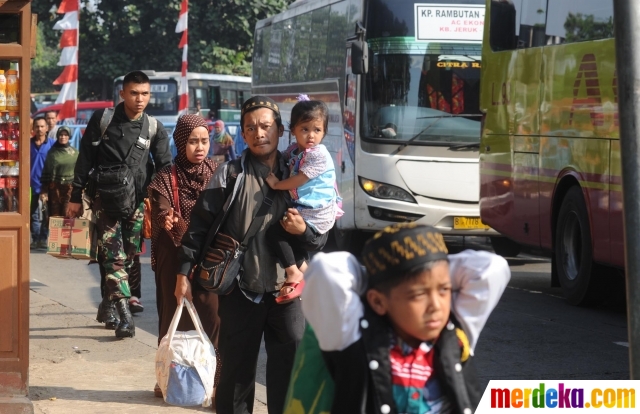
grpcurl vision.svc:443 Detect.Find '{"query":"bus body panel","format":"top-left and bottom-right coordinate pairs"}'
top-left (540, 39), bottom-right (618, 265)
top-left (480, 0), bottom-right (621, 268)
top-left (610, 140), bottom-right (623, 266)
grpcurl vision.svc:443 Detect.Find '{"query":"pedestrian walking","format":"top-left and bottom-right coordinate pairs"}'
top-left (66, 70), bottom-right (172, 338)
top-left (283, 223), bottom-right (511, 414)
top-left (265, 97), bottom-right (341, 303)
top-left (96, 154), bottom-right (159, 313)
top-left (30, 116), bottom-right (56, 249)
top-left (209, 119), bottom-right (236, 162)
top-left (177, 96), bottom-right (323, 413)
top-left (39, 126), bottom-right (78, 217)
top-left (45, 110), bottom-right (59, 140)
top-left (148, 114), bottom-right (221, 399)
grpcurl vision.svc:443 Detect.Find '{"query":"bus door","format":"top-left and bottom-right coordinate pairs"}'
top-left (337, 40), bottom-right (363, 230)
top-left (511, 48), bottom-right (544, 247)
top-left (209, 86), bottom-right (221, 120)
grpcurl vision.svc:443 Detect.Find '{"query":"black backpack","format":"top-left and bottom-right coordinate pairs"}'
top-left (88, 108), bottom-right (158, 218)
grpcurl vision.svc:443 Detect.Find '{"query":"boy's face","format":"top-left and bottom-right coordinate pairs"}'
top-left (366, 262), bottom-right (451, 347)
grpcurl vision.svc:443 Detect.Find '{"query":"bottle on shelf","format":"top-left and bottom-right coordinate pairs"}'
top-left (0, 70), bottom-right (6, 111)
top-left (0, 163), bottom-right (6, 212)
top-left (6, 161), bottom-right (18, 212)
top-left (0, 114), bottom-right (6, 160)
top-left (7, 112), bottom-right (18, 161)
top-left (5, 69), bottom-right (18, 112)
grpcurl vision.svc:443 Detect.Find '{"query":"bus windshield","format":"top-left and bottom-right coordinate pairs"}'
top-left (362, 38), bottom-right (482, 144)
top-left (146, 81), bottom-right (178, 116)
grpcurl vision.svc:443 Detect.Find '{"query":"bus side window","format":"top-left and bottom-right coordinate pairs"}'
top-left (546, 0), bottom-right (614, 44)
top-left (490, 0), bottom-right (517, 51)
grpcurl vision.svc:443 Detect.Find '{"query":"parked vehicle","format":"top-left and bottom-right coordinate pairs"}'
top-left (32, 101), bottom-right (113, 124)
top-left (113, 71), bottom-right (251, 125)
top-left (31, 92), bottom-right (59, 110)
top-left (479, 0), bottom-right (617, 305)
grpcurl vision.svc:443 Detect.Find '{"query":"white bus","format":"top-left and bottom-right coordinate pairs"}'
top-left (254, 0), bottom-right (496, 252)
top-left (113, 71), bottom-right (251, 125)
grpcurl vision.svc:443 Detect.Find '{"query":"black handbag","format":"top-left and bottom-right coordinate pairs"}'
top-left (194, 177), bottom-right (276, 295)
top-left (92, 164), bottom-right (137, 218)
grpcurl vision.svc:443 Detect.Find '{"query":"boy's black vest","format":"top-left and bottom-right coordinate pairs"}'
top-left (322, 305), bottom-right (482, 414)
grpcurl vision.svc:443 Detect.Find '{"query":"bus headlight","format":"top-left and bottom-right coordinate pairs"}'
top-left (358, 177), bottom-right (417, 204)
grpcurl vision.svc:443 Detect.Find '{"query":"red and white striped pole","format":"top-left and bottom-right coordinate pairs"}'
top-left (176, 0), bottom-right (188, 117)
top-left (52, 0), bottom-right (79, 122)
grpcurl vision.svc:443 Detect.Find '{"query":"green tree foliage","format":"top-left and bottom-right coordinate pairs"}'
top-left (32, 22), bottom-right (61, 94)
top-left (564, 13), bottom-right (614, 43)
top-left (31, 0), bottom-right (294, 100)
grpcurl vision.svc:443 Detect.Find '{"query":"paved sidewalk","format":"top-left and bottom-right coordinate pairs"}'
top-left (29, 270), bottom-right (268, 413)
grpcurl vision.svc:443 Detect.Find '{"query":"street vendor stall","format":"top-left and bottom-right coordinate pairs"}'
top-left (0, 0), bottom-right (35, 411)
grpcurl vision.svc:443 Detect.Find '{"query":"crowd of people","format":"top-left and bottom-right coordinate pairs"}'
top-left (31, 70), bottom-right (511, 414)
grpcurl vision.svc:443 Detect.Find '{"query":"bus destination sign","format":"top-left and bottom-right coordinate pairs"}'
top-left (150, 84), bottom-right (169, 93)
top-left (414, 4), bottom-right (485, 43)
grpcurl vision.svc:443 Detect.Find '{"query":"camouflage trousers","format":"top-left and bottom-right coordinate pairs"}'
top-left (94, 197), bottom-right (144, 300)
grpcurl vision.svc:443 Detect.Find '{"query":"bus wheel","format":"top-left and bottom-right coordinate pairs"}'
top-left (555, 186), bottom-right (605, 306)
top-left (489, 236), bottom-right (521, 257)
top-left (334, 228), bottom-right (368, 257)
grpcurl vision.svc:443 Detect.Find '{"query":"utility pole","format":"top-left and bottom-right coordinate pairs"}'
top-left (613, 0), bottom-right (640, 378)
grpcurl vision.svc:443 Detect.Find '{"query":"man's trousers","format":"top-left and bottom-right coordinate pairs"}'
top-left (216, 282), bottom-right (305, 414)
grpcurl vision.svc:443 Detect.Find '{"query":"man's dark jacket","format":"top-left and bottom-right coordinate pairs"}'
top-left (70, 103), bottom-right (172, 205)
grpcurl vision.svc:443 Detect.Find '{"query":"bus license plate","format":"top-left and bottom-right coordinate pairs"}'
top-left (453, 217), bottom-right (490, 230)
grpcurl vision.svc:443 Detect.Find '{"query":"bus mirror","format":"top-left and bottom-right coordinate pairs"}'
top-left (351, 41), bottom-right (368, 75)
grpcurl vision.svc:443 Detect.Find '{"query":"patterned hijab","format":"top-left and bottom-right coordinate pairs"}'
top-left (148, 115), bottom-right (216, 267)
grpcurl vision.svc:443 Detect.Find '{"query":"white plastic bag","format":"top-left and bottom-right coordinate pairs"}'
top-left (155, 298), bottom-right (216, 407)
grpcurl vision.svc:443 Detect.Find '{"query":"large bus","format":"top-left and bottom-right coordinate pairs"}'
top-left (479, 0), bottom-right (618, 304)
top-left (113, 71), bottom-right (251, 125)
top-left (253, 0), bottom-right (497, 253)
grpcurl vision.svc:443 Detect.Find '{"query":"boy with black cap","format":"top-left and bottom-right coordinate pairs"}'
top-left (284, 223), bottom-right (510, 414)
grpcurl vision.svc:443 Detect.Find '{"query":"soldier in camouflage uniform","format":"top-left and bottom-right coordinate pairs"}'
top-left (67, 71), bottom-right (171, 338)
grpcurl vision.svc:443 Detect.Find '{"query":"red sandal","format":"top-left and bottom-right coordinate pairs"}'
top-left (275, 280), bottom-right (306, 304)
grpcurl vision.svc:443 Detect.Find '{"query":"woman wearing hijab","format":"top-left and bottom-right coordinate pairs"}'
top-left (40, 126), bottom-right (78, 217)
top-left (209, 119), bottom-right (236, 162)
top-left (148, 114), bottom-right (220, 398)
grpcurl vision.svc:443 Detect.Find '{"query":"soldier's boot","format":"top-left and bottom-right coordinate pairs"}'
top-left (96, 296), bottom-right (119, 330)
top-left (115, 298), bottom-right (135, 338)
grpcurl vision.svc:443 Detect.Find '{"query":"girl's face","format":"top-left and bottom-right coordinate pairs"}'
top-left (185, 126), bottom-right (210, 164)
top-left (291, 118), bottom-right (325, 150)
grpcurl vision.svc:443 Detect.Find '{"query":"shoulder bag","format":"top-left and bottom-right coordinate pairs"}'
top-left (193, 162), bottom-right (276, 295)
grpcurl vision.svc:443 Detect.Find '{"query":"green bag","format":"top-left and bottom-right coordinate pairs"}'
top-left (284, 324), bottom-right (335, 414)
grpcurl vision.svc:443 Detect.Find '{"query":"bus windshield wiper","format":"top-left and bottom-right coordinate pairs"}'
top-left (462, 54), bottom-right (481, 62)
top-left (448, 143), bottom-right (480, 151)
top-left (395, 114), bottom-right (482, 153)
